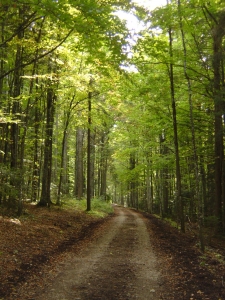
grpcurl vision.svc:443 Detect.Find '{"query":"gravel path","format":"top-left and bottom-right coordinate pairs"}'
top-left (34, 206), bottom-right (163, 300)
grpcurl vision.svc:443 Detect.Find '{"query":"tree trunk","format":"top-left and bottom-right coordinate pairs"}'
top-left (90, 130), bottom-right (96, 199)
top-left (129, 152), bottom-right (137, 209)
top-left (87, 91), bottom-right (92, 211)
top-left (31, 98), bottom-right (41, 202)
top-left (146, 163), bottom-right (152, 213)
top-left (211, 11), bottom-right (225, 229)
top-left (9, 7), bottom-right (24, 213)
top-left (30, 19), bottom-right (45, 202)
top-left (75, 127), bottom-right (84, 199)
top-left (167, 12), bottom-right (185, 232)
top-left (99, 133), bottom-right (108, 200)
top-left (39, 85), bottom-right (56, 206)
top-left (57, 95), bottom-right (76, 204)
top-left (57, 128), bottom-right (68, 205)
top-left (160, 132), bottom-right (169, 217)
top-left (178, 0), bottom-right (203, 248)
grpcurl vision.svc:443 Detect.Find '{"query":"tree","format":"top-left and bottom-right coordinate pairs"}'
top-left (39, 75), bottom-right (57, 206)
top-left (74, 127), bottom-right (84, 199)
top-left (0, 0), bottom-right (129, 213)
top-left (87, 88), bottom-right (92, 211)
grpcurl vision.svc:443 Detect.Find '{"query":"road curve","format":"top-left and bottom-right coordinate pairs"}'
top-left (35, 206), bottom-right (162, 300)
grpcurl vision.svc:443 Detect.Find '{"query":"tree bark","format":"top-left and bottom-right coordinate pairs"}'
top-left (9, 7), bottom-right (24, 213)
top-left (178, 0), bottom-right (204, 248)
top-left (39, 85), bottom-right (56, 206)
top-left (75, 127), bottom-right (84, 199)
top-left (167, 10), bottom-right (185, 232)
top-left (211, 10), bottom-right (225, 229)
top-left (87, 91), bottom-right (92, 211)
top-left (57, 96), bottom-right (76, 204)
top-left (90, 130), bottom-right (96, 199)
top-left (99, 133), bottom-right (109, 201)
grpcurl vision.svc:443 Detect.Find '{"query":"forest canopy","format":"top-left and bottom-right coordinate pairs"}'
top-left (1, 0), bottom-right (225, 239)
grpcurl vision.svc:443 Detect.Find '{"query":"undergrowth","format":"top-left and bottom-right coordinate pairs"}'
top-left (61, 197), bottom-right (113, 217)
top-left (0, 197), bottom-right (114, 219)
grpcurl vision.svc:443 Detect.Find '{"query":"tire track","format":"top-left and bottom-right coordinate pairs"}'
top-left (34, 207), bottom-right (162, 300)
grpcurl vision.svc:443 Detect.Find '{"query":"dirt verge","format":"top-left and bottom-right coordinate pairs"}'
top-left (1, 205), bottom-right (225, 299)
top-left (0, 204), bottom-right (111, 299)
top-left (144, 212), bottom-right (225, 299)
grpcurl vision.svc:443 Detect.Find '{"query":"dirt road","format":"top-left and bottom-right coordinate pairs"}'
top-left (5, 205), bottom-right (225, 299)
top-left (33, 206), bottom-right (163, 300)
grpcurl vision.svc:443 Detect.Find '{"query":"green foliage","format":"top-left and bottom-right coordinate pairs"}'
top-left (0, 0), bottom-right (224, 237)
top-left (61, 197), bottom-right (113, 217)
top-left (164, 218), bottom-right (179, 229)
top-left (88, 198), bottom-right (114, 217)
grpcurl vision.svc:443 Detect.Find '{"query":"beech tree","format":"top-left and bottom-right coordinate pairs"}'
top-left (2, 0), bottom-right (225, 245)
top-left (108, 0), bottom-right (225, 238)
top-left (0, 0), bottom-right (129, 211)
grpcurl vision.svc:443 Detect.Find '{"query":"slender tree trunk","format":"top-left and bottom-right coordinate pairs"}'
top-left (31, 96), bottom-right (41, 202)
top-left (9, 7), bottom-right (24, 213)
top-left (87, 91), bottom-right (92, 211)
top-left (129, 152), bottom-right (137, 208)
top-left (57, 128), bottom-right (68, 205)
top-left (160, 131), bottom-right (169, 217)
top-left (211, 11), bottom-right (225, 229)
top-left (57, 96), bottom-right (75, 204)
top-left (0, 6), bottom-right (6, 101)
top-left (178, 0), bottom-right (204, 248)
top-left (29, 20), bottom-right (46, 202)
top-left (90, 130), bottom-right (96, 199)
top-left (146, 161), bottom-right (152, 213)
top-left (39, 85), bottom-right (56, 206)
top-left (167, 7), bottom-right (185, 232)
top-left (62, 133), bottom-right (69, 195)
top-left (0, 7), bottom-right (5, 203)
top-left (75, 127), bottom-right (84, 199)
top-left (99, 133), bottom-right (108, 200)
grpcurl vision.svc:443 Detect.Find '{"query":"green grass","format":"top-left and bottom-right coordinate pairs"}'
top-left (88, 198), bottom-right (113, 217)
top-left (60, 197), bottom-right (113, 217)
top-left (164, 217), bottom-right (179, 229)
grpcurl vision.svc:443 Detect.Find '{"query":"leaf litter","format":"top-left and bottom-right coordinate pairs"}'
top-left (0, 204), bottom-right (225, 299)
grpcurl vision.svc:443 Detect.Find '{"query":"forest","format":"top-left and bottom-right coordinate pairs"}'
top-left (1, 0), bottom-right (225, 248)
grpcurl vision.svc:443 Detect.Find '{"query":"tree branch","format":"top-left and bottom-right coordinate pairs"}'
top-left (0, 12), bottom-right (39, 48)
top-left (0, 28), bottom-right (74, 80)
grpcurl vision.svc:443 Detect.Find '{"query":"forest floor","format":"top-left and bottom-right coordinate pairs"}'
top-left (0, 204), bottom-right (225, 299)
